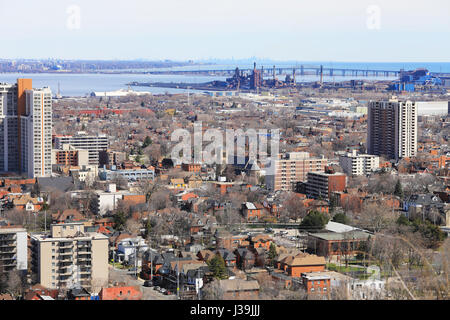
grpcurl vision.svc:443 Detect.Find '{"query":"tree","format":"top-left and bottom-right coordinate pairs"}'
top-left (332, 212), bottom-right (350, 225)
top-left (6, 270), bottom-right (24, 298)
top-left (267, 243), bottom-right (278, 267)
top-left (394, 179), bottom-right (404, 199)
top-left (356, 202), bottom-right (398, 233)
top-left (142, 136), bottom-right (152, 148)
top-left (201, 279), bottom-right (224, 300)
top-left (299, 210), bottom-right (329, 230)
top-left (207, 254), bottom-right (228, 280)
top-left (280, 193), bottom-right (308, 222)
top-left (113, 211), bottom-right (127, 231)
top-left (412, 219), bottom-right (446, 249)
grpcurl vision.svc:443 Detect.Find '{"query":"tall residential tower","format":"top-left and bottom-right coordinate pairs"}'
top-left (0, 79), bottom-right (52, 177)
top-left (367, 100), bottom-right (417, 161)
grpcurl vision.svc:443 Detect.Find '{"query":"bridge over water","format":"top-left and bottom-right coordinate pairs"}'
top-left (146, 65), bottom-right (450, 79)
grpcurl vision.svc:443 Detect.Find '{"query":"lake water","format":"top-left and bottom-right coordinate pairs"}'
top-left (1, 61), bottom-right (449, 97)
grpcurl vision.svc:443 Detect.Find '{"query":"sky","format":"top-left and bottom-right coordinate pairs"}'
top-left (1, 0), bottom-right (449, 62)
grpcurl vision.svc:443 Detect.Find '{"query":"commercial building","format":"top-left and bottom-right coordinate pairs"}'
top-left (0, 226), bottom-right (28, 275)
top-left (54, 132), bottom-right (108, 166)
top-left (305, 171), bottom-right (346, 200)
top-left (339, 150), bottom-right (379, 176)
top-left (30, 222), bottom-right (109, 293)
top-left (0, 79), bottom-right (52, 177)
top-left (367, 100), bottom-right (417, 161)
top-left (265, 152), bottom-right (328, 191)
top-left (415, 101), bottom-right (449, 116)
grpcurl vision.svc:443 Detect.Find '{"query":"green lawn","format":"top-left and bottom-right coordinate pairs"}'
top-left (326, 263), bottom-right (366, 273)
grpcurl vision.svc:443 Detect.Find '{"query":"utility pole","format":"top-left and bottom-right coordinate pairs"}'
top-left (176, 257), bottom-right (180, 299)
top-left (149, 237), bottom-right (153, 282)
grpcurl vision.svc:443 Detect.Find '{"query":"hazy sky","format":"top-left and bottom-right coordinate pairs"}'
top-left (1, 0), bottom-right (449, 62)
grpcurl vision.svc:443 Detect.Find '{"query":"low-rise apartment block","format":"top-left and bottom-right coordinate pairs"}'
top-left (54, 132), bottom-right (108, 166)
top-left (305, 171), bottom-right (347, 200)
top-left (0, 226), bottom-right (28, 274)
top-left (30, 222), bottom-right (109, 293)
top-left (339, 150), bottom-right (379, 176)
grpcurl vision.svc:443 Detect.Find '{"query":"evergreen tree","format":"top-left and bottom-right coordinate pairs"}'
top-left (332, 212), bottom-right (350, 225)
top-left (207, 253), bottom-right (228, 280)
top-left (394, 179), bottom-right (404, 199)
top-left (113, 211), bottom-right (127, 231)
top-left (300, 210), bottom-right (329, 230)
top-left (142, 136), bottom-right (152, 148)
top-left (267, 243), bottom-right (278, 267)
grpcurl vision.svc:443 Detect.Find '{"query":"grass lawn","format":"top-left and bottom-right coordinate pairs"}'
top-left (327, 263), bottom-right (366, 273)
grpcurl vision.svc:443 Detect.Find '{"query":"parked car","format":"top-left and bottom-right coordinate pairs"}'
top-left (160, 288), bottom-right (167, 294)
top-left (143, 280), bottom-right (153, 287)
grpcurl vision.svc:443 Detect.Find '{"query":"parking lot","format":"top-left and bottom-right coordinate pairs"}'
top-left (109, 265), bottom-right (176, 300)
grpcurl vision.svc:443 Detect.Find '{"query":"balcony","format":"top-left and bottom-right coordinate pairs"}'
top-left (59, 248), bottom-right (73, 254)
top-left (79, 268), bottom-right (91, 274)
top-left (77, 255), bottom-right (91, 262)
top-left (0, 254), bottom-right (17, 261)
top-left (0, 240), bottom-right (15, 248)
top-left (0, 234), bottom-right (16, 241)
top-left (0, 247), bottom-right (16, 254)
top-left (58, 255), bottom-right (72, 262)
top-left (58, 267), bottom-right (73, 275)
top-left (77, 246), bottom-right (91, 253)
top-left (59, 242), bottom-right (73, 249)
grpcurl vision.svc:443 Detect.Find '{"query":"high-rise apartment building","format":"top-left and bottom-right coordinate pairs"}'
top-left (54, 132), bottom-right (108, 166)
top-left (265, 152), bottom-right (328, 191)
top-left (367, 100), bottom-right (417, 161)
top-left (30, 222), bottom-right (109, 293)
top-left (0, 79), bottom-right (52, 177)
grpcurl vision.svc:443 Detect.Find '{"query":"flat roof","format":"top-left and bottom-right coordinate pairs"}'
top-left (309, 231), bottom-right (371, 241)
top-left (32, 232), bottom-right (108, 242)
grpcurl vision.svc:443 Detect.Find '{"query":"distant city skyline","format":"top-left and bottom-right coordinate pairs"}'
top-left (1, 0), bottom-right (449, 62)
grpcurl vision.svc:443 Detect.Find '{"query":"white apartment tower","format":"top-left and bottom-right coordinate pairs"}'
top-left (367, 100), bottom-right (417, 161)
top-left (22, 88), bottom-right (53, 177)
top-left (0, 79), bottom-right (52, 178)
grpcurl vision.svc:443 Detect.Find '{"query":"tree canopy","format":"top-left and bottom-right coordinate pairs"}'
top-left (299, 210), bottom-right (329, 230)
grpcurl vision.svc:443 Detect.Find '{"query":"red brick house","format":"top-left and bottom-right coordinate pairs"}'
top-left (277, 253), bottom-right (326, 277)
top-left (301, 272), bottom-right (331, 295)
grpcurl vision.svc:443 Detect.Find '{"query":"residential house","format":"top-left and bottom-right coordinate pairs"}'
top-left (218, 279), bottom-right (260, 300)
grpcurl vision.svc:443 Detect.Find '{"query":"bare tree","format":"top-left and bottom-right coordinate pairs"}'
top-left (201, 279), bottom-right (224, 300)
top-left (355, 202), bottom-right (398, 233)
